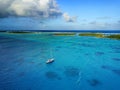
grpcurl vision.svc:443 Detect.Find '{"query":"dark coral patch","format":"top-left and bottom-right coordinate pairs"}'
top-left (115, 51), bottom-right (120, 53)
top-left (102, 65), bottom-right (120, 76)
top-left (112, 70), bottom-right (120, 76)
top-left (80, 43), bottom-right (93, 47)
top-left (101, 65), bottom-right (115, 70)
top-left (110, 46), bottom-right (120, 50)
top-left (87, 79), bottom-right (101, 86)
top-left (18, 72), bottom-right (25, 77)
top-left (65, 41), bottom-right (73, 44)
top-left (95, 52), bottom-right (104, 55)
top-left (38, 62), bottom-right (42, 66)
top-left (29, 61), bottom-right (35, 64)
top-left (55, 48), bottom-right (59, 52)
top-left (101, 65), bottom-right (110, 69)
top-left (114, 50), bottom-right (120, 53)
top-left (14, 58), bottom-right (25, 65)
top-left (85, 53), bottom-right (89, 56)
top-left (112, 58), bottom-right (120, 61)
top-left (45, 71), bottom-right (61, 80)
top-left (4, 67), bottom-right (14, 72)
top-left (64, 67), bottom-right (80, 77)
top-left (56, 46), bottom-right (62, 49)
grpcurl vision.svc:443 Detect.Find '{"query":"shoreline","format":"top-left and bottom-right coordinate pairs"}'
top-left (0, 31), bottom-right (120, 40)
top-left (0, 30), bottom-right (120, 33)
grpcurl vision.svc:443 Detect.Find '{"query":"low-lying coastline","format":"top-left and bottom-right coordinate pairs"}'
top-left (53, 33), bottom-right (75, 36)
top-left (6, 31), bottom-right (34, 34)
top-left (105, 34), bottom-right (120, 39)
top-left (79, 33), bottom-right (105, 38)
top-left (79, 33), bottom-right (120, 40)
top-left (0, 30), bottom-right (120, 40)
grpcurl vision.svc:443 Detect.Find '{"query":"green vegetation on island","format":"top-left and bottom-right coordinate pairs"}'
top-left (105, 34), bottom-right (120, 40)
top-left (0, 31), bottom-right (120, 40)
top-left (79, 33), bottom-right (105, 38)
top-left (79, 33), bottom-right (120, 40)
top-left (7, 31), bottom-right (35, 34)
top-left (53, 33), bottom-right (76, 36)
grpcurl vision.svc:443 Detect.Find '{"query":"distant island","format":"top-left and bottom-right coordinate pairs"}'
top-left (53, 33), bottom-right (75, 36)
top-left (79, 33), bottom-right (120, 40)
top-left (79, 33), bottom-right (104, 38)
top-left (0, 30), bottom-right (120, 40)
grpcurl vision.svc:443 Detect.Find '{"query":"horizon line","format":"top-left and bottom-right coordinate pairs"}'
top-left (0, 30), bottom-right (120, 33)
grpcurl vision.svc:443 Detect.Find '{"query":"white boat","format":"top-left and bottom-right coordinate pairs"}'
top-left (46, 48), bottom-right (55, 64)
top-left (46, 58), bottom-right (54, 64)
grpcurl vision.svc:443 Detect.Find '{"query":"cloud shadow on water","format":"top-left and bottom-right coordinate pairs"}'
top-left (101, 65), bottom-right (120, 76)
top-left (87, 79), bottom-right (101, 86)
top-left (95, 52), bottom-right (104, 56)
top-left (64, 66), bottom-right (80, 77)
top-left (45, 71), bottom-right (61, 80)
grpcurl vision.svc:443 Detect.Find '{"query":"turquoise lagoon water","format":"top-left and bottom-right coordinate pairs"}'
top-left (0, 32), bottom-right (120, 90)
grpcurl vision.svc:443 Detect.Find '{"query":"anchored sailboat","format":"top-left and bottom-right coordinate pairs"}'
top-left (46, 49), bottom-right (54, 64)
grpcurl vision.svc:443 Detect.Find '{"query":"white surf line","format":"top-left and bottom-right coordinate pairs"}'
top-left (76, 71), bottom-right (82, 85)
top-left (76, 52), bottom-right (92, 86)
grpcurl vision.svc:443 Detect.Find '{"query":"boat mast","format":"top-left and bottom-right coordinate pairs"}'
top-left (50, 48), bottom-right (53, 58)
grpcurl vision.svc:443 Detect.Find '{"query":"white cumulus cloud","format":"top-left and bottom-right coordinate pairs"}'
top-left (0, 0), bottom-right (62, 18)
top-left (63, 13), bottom-right (77, 22)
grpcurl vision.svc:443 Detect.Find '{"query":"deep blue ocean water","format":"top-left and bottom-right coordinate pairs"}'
top-left (0, 32), bottom-right (120, 90)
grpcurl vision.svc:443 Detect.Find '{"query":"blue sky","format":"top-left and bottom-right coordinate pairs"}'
top-left (0, 0), bottom-right (120, 30)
